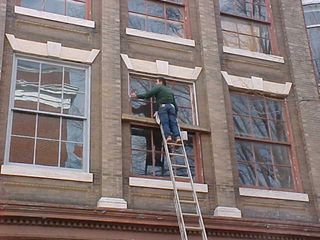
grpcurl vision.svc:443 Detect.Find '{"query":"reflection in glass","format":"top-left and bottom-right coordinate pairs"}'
top-left (37, 115), bottom-right (60, 140)
top-left (238, 163), bottom-right (256, 185)
top-left (61, 118), bottom-right (83, 142)
top-left (61, 142), bottom-right (83, 169)
top-left (167, 22), bottom-right (184, 38)
top-left (303, 4), bottom-right (320, 26)
top-left (274, 166), bottom-right (293, 189)
top-left (253, 143), bottom-right (271, 164)
top-left (66, 0), bottom-right (85, 18)
top-left (270, 121), bottom-right (287, 142)
top-left (233, 115), bottom-right (251, 136)
top-left (257, 163), bottom-right (276, 188)
top-left (166, 6), bottom-right (184, 21)
top-left (45, 0), bottom-right (65, 15)
top-left (21, 0), bottom-right (43, 10)
top-left (252, 118), bottom-right (269, 139)
top-left (129, 14), bottom-right (146, 30)
top-left (267, 100), bottom-right (283, 120)
top-left (131, 127), bottom-right (151, 150)
top-left (231, 94), bottom-right (249, 115)
top-left (132, 150), bottom-right (149, 175)
top-left (147, 19), bottom-right (165, 34)
top-left (272, 145), bottom-right (290, 165)
top-left (128, 0), bottom-right (145, 13)
top-left (12, 112), bottom-right (36, 137)
top-left (35, 139), bottom-right (59, 166)
top-left (9, 136), bottom-right (35, 164)
top-left (147, 1), bottom-right (164, 17)
top-left (235, 140), bottom-right (253, 161)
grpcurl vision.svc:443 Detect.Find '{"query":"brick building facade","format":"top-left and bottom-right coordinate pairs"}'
top-left (0, 0), bottom-right (319, 239)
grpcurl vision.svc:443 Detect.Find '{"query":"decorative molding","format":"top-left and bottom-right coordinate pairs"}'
top-left (97, 197), bottom-right (128, 209)
top-left (302, 0), bottom-right (320, 5)
top-left (129, 177), bottom-right (208, 193)
top-left (6, 34), bottom-right (100, 63)
top-left (239, 188), bottom-right (310, 202)
top-left (223, 46), bottom-right (285, 63)
top-left (126, 28), bottom-right (195, 47)
top-left (15, 6), bottom-right (95, 28)
top-left (1, 164), bottom-right (93, 182)
top-left (120, 54), bottom-right (202, 80)
top-left (214, 206), bottom-right (242, 218)
top-left (221, 71), bottom-right (292, 96)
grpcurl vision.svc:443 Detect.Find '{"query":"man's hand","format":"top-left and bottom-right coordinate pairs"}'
top-left (130, 91), bottom-right (137, 98)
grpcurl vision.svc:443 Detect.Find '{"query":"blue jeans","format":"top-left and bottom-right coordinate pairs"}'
top-left (158, 104), bottom-right (180, 139)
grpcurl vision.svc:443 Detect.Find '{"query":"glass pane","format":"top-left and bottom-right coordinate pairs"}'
top-left (35, 139), bottom-right (59, 166)
top-left (169, 84), bottom-right (191, 108)
top-left (154, 151), bottom-right (166, 176)
top-left (239, 35), bottom-right (259, 52)
top-left (221, 17), bottom-right (238, 32)
top-left (267, 99), bottom-right (284, 121)
top-left (259, 37), bottom-right (271, 54)
top-left (146, 1), bottom-right (164, 17)
top-left (45, 0), bottom-right (65, 15)
top-left (166, 6), bottom-right (184, 21)
top-left (272, 145), bottom-right (290, 165)
top-left (257, 164), bottom-right (277, 188)
top-left (252, 118), bottom-right (269, 139)
top-left (235, 140), bottom-right (253, 162)
top-left (64, 68), bottom-right (86, 92)
top-left (304, 4), bottom-right (320, 26)
top-left (231, 94), bottom-right (249, 115)
top-left (21, 0), bottom-right (43, 10)
top-left (233, 116), bottom-right (251, 136)
top-left (223, 32), bottom-right (239, 48)
top-left (274, 166), bottom-right (293, 189)
top-left (250, 97), bottom-right (266, 118)
top-left (131, 127), bottom-right (152, 150)
top-left (147, 18), bottom-right (165, 34)
top-left (237, 162), bottom-right (256, 185)
top-left (132, 150), bottom-right (150, 175)
top-left (128, 0), bottom-right (145, 13)
top-left (66, 0), bottom-right (85, 18)
top-left (220, 0), bottom-right (250, 17)
top-left (178, 108), bottom-right (192, 124)
top-left (167, 22), bottom-right (184, 37)
top-left (9, 136), bottom-right (34, 164)
top-left (253, 4), bottom-right (267, 21)
top-left (61, 142), bottom-right (83, 169)
top-left (128, 14), bottom-right (146, 30)
top-left (63, 92), bottom-right (85, 116)
top-left (132, 99), bottom-right (152, 117)
top-left (253, 143), bottom-right (272, 164)
top-left (39, 64), bottom-right (63, 113)
top-left (12, 112), bottom-right (36, 137)
top-left (15, 59), bottom-right (40, 110)
top-left (269, 120), bottom-right (287, 142)
top-left (37, 115), bottom-right (60, 140)
top-left (61, 118), bottom-right (83, 142)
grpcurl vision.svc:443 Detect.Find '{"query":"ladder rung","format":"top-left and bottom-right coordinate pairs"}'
top-left (167, 142), bottom-right (182, 146)
top-left (180, 199), bottom-right (196, 204)
top-left (172, 164), bottom-right (187, 168)
top-left (183, 213), bottom-right (199, 217)
top-left (185, 226), bottom-right (203, 231)
top-left (169, 152), bottom-right (185, 157)
top-left (174, 175), bottom-right (191, 181)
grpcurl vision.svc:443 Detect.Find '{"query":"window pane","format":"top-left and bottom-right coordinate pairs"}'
top-left (147, 18), bottom-right (165, 34)
top-left (253, 143), bottom-right (272, 164)
top-left (154, 151), bottom-right (167, 176)
top-left (15, 60), bottom-right (40, 110)
top-left (170, 84), bottom-right (191, 108)
top-left (63, 92), bottom-right (85, 116)
top-left (166, 6), bottom-right (184, 21)
top-left (253, 4), bottom-right (267, 21)
top-left (304, 4), bottom-right (320, 26)
top-left (9, 136), bottom-right (34, 164)
top-left (269, 121), bottom-right (287, 142)
top-left (238, 162), bottom-right (256, 185)
top-left (178, 107), bottom-right (193, 124)
top-left (257, 164), bottom-right (277, 188)
top-left (220, 0), bottom-right (250, 18)
top-left (66, 0), bottom-right (85, 18)
top-left (250, 97), bottom-right (266, 118)
top-left (21, 0), bottom-right (43, 10)
top-left (231, 94), bottom-right (249, 115)
top-left (221, 16), bottom-right (238, 32)
top-left (61, 142), bottom-right (83, 169)
top-left (167, 22), bottom-right (184, 37)
top-left (131, 127), bottom-right (152, 150)
top-left (35, 139), bottom-right (59, 166)
top-left (233, 116), bottom-right (251, 136)
top-left (274, 166), bottom-right (293, 189)
top-left (132, 150), bottom-right (150, 175)
top-left (45, 0), bottom-right (65, 15)
top-left (39, 64), bottom-right (63, 113)
top-left (235, 140), bottom-right (253, 162)
top-left (12, 112), bottom-right (36, 137)
top-left (128, 0), bottom-right (145, 13)
top-left (267, 100), bottom-right (283, 120)
top-left (64, 68), bottom-right (86, 92)
top-left (37, 115), bottom-right (60, 140)
top-left (128, 14), bottom-right (146, 30)
top-left (272, 145), bottom-right (290, 165)
top-left (61, 118), bottom-right (83, 142)
top-left (146, 1), bottom-right (164, 17)
top-left (252, 118), bottom-right (269, 139)
top-left (239, 35), bottom-right (259, 52)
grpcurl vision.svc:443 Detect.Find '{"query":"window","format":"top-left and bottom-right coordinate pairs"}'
top-left (6, 57), bottom-right (89, 171)
top-left (303, 2), bottom-right (320, 84)
top-left (127, 0), bottom-right (189, 38)
top-left (18, 0), bottom-right (90, 19)
top-left (130, 75), bottom-right (196, 124)
top-left (230, 93), bottom-right (295, 190)
top-left (220, 0), bottom-right (277, 54)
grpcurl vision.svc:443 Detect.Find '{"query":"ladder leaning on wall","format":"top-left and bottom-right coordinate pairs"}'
top-left (155, 113), bottom-right (208, 240)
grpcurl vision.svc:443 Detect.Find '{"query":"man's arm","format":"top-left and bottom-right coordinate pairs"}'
top-left (137, 86), bottom-right (160, 99)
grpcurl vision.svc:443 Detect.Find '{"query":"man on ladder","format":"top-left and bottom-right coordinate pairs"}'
top-left (131, 77), bottom-right (182, 144)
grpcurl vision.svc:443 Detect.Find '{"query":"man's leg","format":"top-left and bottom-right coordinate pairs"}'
top-left (158, 105), bottom-right (171, 139)
top-left (168, 105), bottom-right (180, 139)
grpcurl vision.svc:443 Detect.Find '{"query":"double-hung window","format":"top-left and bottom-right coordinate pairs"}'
top-left (303, 1), bottom-right (320, 84)
top-left (230, 93), bottom-right (296, 190)
top-left (18, 0), bottom-right (90, 19)
top-left (128, 0), bottom-right (189, 38)
top-left (6, 57), bottom-right (89, 171)
top-left (220, 0), bottom-right (277, 54)
top-left (129, 75), bottom-right (202, 181)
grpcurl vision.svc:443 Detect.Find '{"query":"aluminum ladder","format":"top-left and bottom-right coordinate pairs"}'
top-left (155, 113), bottom-right (208, 240)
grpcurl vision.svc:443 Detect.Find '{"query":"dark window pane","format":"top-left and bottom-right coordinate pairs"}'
top-left (235, 140), bottom-right (253, 162)
top-left (169, 84), bottom-right (191, 108)
top-left (253, 143), bottom-right (272, 164)
top-left (39, 64), bottom-right (63, 113)
top-left (272, 145), bottom-right (290, 165)
top-left (15, 60), bottom-right (40, 110)
top-left (253, 4), bottom-right (267, 21)
top-left (231, 94), bottom-right (249, 115)
top-left (167, 22), bottom-right (184, 37)
top-left (64, 68), bottom-right (86, 92)
top-left (61, 118), bottom-right (83, 142)
top-left (267, 100), bottom-right (283, 120)
top-left (131, 127), bottom-right (152, 150)
top-left (132, 150), bottom-right (150, 175)
top-left (9, 136), bottom-right (34, 164)
top-left (257, 164), bottom-right (276, 188)
top-left (12, 112), bottom-right (36, 137)
top-left (238, 163), bottom-right (256, 185)
top-left (233, 116), bottom-right (251, 136)
top-left (178, 108), bottom-right (193, 124)
top-left (61, 142), bottom-right (83, 169)
top-left (269, 121), bottom-right (287, 142)
top-left (66, 0), bottom-right (85, 18)
top-left (146, 1), bottom-right (164, 17)
top-left (21, 0), bottom-right (43, 10)
top-left (154, 151), bottom-right (166, 176)
top-left (147, 18), bottom-right (165, 34)
top-left (166, 6), bottom-right (184, 21)
top-left (37, 115), bottom-right (60, 140)
top-left (63, 92), bottom-right (85, 116)
top-left (128, 14), bottom-right (146, 30)
top-left (45, 0), bottom-right (65, 15)
top-left (252, 118), bottom-right (269, 139)
top-left (220, 0), bottom-right (250, 17)
top-left (250, 97), bottom-right (266, 118)
top-left (304, 4), bottom-right (320, 26)
top-left (132, 99), bottom-right (152, 117)
top-left (35, 139), bottom-right (59, 166)
top-left (274, 166), bottom-right (293, 189)
top-left (128, 0), bottom-right (145, 13)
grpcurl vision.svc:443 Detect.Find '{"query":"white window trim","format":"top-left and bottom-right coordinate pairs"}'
top-left (3, 55), bottom-right (91, 178)
top-left (121, 54), bottom-right (202, 80)
top-left (126, 28), bottom-right (195, 47)
top-left (302, 0), bottom-right (320, 5)
top-left (1, 164), bottom-right (93, 182)
top-left (129, 177), bottom-right (208, 193)
top-left (14, 6), bottom-right (95, 28)
top-left (221, 71), bottom-right (292, 96)
top-left (239, 187), bottom-right (309, 202)
top-left (223, 46), bottom-right (285, 63)
top-left (6, 34), bottom-right (100, 64)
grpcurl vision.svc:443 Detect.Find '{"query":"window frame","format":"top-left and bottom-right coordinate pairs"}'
top-left (229, 92), bottom-right (301, 192)
top-left (4, 54), bottom-right (91, 173)
top-left (127, 0), bottom-right (191, 39)
top-left (220, 0), bottom-right (279, 55)
top-left (16, 0), bottom-right (92, 20)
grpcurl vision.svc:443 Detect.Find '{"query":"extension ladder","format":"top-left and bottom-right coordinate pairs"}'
top-left (155, 113), bottom-right (208, 240)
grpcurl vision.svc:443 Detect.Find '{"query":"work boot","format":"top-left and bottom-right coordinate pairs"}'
top-left (166, 136), bottom-right (173, 143)
top-left (175, 137), bottom-right (182, 144)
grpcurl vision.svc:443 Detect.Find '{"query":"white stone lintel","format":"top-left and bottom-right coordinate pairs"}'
top-left (302, 0), bottom-right (320, 5)
top-left (97, 197), bottom-right (128, 209)
top-left (214, 206), bottom-right (242, 218)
